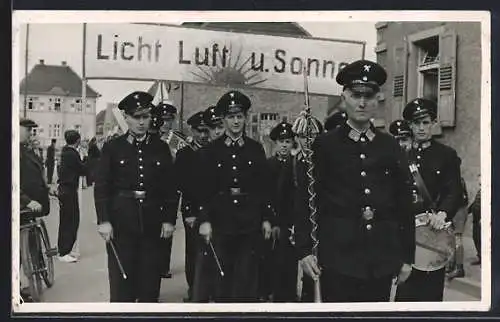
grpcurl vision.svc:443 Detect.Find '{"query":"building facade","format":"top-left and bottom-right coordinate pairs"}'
top-left (19, 60), bottom-right (100, 149)
top-left (375, 22), bottom-right (482, 195)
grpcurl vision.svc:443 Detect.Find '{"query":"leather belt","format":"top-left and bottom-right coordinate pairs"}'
top-left (117, 190), bottom-right (147, 199)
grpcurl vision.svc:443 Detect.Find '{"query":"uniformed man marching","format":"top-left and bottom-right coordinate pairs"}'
top-left (259, 121), bottom-right (295, 302)
top-left (204, 105), bottom-right (226, 141)
top-left (150, 101), bottom-right (177, 137)
top-left (94, 91), bottom-right (178, 302)
top-left (297, 60), bottom-right (415, 302)
top-left (389, 119), bottom-right (413, 152)
top-left (197, 90), bottom-right (274, 302)
top-left (275, 118), bottom-right (323, 302)
top-left (150, 101), bottom-right (178, 279)
top-left (191, 106), bottom-right (226, 303)
top-left (175, 110), bottom-right (210, 302)
top-left (395, 98), bottom-right (463, 302)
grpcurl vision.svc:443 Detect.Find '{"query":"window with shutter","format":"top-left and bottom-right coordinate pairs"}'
top-left (391, 43), bottom-right (408, 120)
top-left (438, 30), bottom-right (457, 127)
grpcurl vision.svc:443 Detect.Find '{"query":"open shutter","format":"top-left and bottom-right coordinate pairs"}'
top-left (391, 42), bottom-right (408, 120)
top-left (438, 29), bottom-right (457, 127)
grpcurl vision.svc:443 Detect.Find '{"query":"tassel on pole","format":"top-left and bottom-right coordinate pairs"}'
top-left (291, 61), bottom-right (322, 303)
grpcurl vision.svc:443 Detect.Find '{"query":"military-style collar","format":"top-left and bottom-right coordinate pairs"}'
top-left (224, 134), bottom-right (245, 147)
top-left (413, 140), bottom-right (432, 150)
top-left (126, 131), bottom-right (150, 145)
top-left (346, 120), bottom-right (376, 142)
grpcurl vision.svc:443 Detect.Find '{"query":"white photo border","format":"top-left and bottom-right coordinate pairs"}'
top-left (11, 10), bottom-right (492, 313)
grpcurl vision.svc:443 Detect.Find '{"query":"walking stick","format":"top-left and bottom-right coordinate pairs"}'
top-left (108, 240), bottom-right (127, 280)
top-left (292, 63), bottom-right (322, 303)
top-left (208, 240), bottom-right (224, 277)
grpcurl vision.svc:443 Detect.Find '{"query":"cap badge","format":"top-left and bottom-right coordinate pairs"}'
top-left (362, 76), bottom-right (368, 81)
top-left (363, 65), bottom-right (371, 72)
top-left (229, 92), bottom-right (235, 98)
top-left (134, 94), bottom-right (139, 99)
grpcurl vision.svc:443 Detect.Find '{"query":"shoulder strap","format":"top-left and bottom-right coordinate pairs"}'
top-left (408, 162), bottom-right (437, 212)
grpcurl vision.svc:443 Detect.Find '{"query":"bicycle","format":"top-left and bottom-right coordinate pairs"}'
top-left (19, 209), bottom-right (57, 302)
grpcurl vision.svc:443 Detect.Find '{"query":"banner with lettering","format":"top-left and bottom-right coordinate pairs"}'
top-left (84, 23), bottom-right (365, 96)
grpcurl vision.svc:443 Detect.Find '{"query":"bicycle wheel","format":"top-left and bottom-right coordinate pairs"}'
top-left (38, 220), bottom-right (55, 287)
top-left (20, 229), bottom-right (43, 302)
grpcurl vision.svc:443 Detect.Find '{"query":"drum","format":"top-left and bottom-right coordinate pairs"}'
top-left (413, 212), bottom-right (455, 272)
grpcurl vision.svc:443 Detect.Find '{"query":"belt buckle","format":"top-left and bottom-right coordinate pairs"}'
top-left (362, 206), bottom-right (375, 221)
top-left (134, 190), bottom-right (146, 199)
top-left (230, 187), bottom-right (241, 196)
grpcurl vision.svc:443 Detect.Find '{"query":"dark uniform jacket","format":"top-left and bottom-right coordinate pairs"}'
top-left (408, 140), bottom-right (463, 220)
top-left (94, 133), bottom-right (178, 236)
top-left (295, 123), bottom-right (415, 279)
top-left (266, 154), bottom-right (290, 220)
top-left (198, 134), bottom-right (275, 235)
top-left (276, 152), bottom-right (309, 231)
top-left (20, 144), bottom-right (50, 216)
top-left (57, 145), bottom-right (86, 190)
top-left (174, 146), bottom-right (203, 220)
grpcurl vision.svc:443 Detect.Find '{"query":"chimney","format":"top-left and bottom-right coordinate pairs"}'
top-left (39, 59), bottom-right (44, 65)
top-left (61, 61), bottom-right (67, 66)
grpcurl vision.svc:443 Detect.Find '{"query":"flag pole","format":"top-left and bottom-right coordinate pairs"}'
top-left (23, 23), bottom-right (30, 118)
top-left (73, 22), bottom-right (88, 258)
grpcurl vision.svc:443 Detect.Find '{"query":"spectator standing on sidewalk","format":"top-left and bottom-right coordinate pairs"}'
top-left (57, 130), bottom-right (86, 263)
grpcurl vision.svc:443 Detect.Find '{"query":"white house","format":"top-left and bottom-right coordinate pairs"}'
top-left (19, 59), bottom-right (100, 149)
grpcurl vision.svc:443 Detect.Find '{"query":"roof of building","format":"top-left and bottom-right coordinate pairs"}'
top-left (19, 60), bottom-right (100, 98)
top-left (180, 22), bottom-right (312, 37)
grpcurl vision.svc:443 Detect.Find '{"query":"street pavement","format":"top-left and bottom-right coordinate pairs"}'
top-left (37, 186), bottom-right (482, 303)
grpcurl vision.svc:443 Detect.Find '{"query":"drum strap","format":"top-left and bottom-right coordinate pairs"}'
top-left (409, 162), bottom-right (437, 213)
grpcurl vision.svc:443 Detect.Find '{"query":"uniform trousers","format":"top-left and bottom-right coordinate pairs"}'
top-left (184, 223), bottom-right (198, 298)
top-left (395, 267), bottom-right (445, 301)
top-left (320, 268), bottom-right (394, 302)
top-left (107, 232), bottom-right (162, 302)
top-left (192, 238), bottom-right (218, 303)
top-left (57, 187), bottom-right (80, 256)
top-left (212, 232), bottom-right (260, 302)
top-left (273, 236), bottom-right (299, 302)
top-left (258, 237), bottom-right (274, 300)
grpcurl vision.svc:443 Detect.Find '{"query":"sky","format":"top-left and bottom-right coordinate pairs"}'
top-left (15, 22), bottom-right (377, 114)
